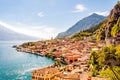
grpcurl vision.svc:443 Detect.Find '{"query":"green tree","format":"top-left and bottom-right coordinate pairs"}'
top-left (89, 45), bottom-right (120, 80)
top-left (111, 23), bottom-right (120, 37)
top-left (102, 45), bottom-right (116, 66)
top-left (115, 45), bottom-right (120, 62)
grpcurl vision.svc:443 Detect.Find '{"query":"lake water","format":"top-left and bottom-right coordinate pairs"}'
top-left (0, 41), bottom-right (54, 80)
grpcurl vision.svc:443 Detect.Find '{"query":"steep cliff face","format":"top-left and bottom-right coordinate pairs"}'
top-left (96, 1), bottom-right (120, 41)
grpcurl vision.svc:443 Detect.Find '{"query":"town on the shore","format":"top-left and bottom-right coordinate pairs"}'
top-left (15, 31), bottom-right (120, 80)
top-left (15, 2), bottom-right (120, 80)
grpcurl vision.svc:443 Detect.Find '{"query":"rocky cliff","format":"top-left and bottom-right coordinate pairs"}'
top-left (96, 1), bottom-right (120, 41)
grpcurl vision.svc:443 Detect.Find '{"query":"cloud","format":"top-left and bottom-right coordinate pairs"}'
top-left (73, 4), bottom-right (86, 13)
top-left (90, 11), bottom-right (109, 16)
top-left (0, 21), bottom-right (16, 31)
top-left (37, 12), bottom-right (44, 17)
top-left (30, 26), bottom-right (60, 39)
top-left (0, 21), bottom-right (60, 39)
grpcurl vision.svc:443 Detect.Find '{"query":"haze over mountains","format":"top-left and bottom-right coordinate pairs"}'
top-left (0, 13), bottom-right (106, 41)
top-left (0, 25), bottom-right (38, 41)
top-left (56, 13), bottom-right (106, 38)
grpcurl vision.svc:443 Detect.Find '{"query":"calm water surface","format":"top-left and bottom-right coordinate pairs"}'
top-left (0, 41), bottom-right (54, 80)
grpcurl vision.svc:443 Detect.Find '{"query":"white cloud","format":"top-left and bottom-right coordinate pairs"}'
top-left (0, 21), bottom-right (16, 31)
top-left (0, 21), bottom-right (60, 39)
top-left (37, 12), bottom-right (44, 17)
top-left (90, 11), bottom-right (110, 16)
top-left (73, 4), bottom-right (86, 13)
top-left (29, 26), bottom-right (59, 39)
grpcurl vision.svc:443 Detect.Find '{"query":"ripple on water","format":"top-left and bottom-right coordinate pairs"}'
top-left (0, 41), bottom-right (54, 80)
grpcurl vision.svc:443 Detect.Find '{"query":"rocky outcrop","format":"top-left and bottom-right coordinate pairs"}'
top-left (105, 1), bottom-right (120, 38)
top-left (96, 1), bottom-right (120, 42)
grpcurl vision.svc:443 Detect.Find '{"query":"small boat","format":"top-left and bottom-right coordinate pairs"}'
top-left (12, 45), bottom-right (17, 48)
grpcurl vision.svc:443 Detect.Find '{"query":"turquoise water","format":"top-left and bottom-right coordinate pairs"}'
top-left (0, 41), bottom-right (54, 80)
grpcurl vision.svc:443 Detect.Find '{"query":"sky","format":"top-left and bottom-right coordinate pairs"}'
top-left (0, 0), bottom-right (118, 39)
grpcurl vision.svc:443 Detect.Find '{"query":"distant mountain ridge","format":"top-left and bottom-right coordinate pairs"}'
top-left (72, 1), bottom-right (120, 43)
top-left (0, 25), bottom-right (39, 41)
top-left (56, 13), bottom-right (105, 38)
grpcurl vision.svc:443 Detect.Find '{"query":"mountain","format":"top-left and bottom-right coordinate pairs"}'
top-left (56, 13), bottom-right (105, 38)
top-left (0, 25), bottom-right (39, 41)
top-left (71, 1), bottom-right (120, 43)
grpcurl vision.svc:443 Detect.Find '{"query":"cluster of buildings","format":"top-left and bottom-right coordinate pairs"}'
top-left (32, 64), bottom-right (84, 80)
top-left (15, 33), bottom-right (120, 80)
top-left (16, 37), bottom-right (98, 65)
top-left (32, 63), bottom-right (109, 80)
top-left (16, 37), bottom-right (101, 80)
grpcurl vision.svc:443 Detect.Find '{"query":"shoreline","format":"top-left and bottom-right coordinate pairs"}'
top-left (15, 38), bottom-right (95, 80)
top-left (15, 38), bottom-right (92, 64)
top-left (14, 38), bottom-right (111, 80)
